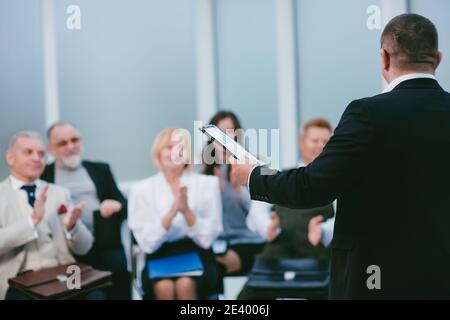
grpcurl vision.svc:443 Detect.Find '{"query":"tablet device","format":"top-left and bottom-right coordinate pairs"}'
top-left (199, 125), bottom-right (263, 164)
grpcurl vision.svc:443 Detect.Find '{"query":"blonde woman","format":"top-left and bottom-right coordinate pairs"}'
top-left (129, 128), bottom-right (222, 300)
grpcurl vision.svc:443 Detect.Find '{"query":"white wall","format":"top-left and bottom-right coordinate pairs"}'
top-left (0, 0), bottom-right (46, 179)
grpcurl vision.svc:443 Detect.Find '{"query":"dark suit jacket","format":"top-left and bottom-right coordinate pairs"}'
top-left (250, 78), bottom-right (450, 299)
top-left (41, 161), bottom-right (127, 251)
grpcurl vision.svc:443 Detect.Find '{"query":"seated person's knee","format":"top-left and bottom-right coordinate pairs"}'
top-left (175, 277), bottom-right (196, 299)
top-left (154, 279), bottom-right (175, 300)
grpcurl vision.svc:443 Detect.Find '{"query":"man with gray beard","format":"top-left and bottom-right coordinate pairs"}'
top-left (41, 122), bottom-right (130, 299)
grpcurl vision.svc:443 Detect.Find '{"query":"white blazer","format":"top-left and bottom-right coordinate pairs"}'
top-left (0, 178), bottom-right (94, 299)
top-left (128, 171), bottom-right (223, 254)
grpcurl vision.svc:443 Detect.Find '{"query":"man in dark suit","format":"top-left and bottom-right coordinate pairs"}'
top-left (231, 14), bottom-right (450, 299)
top-left (41, 122), bottom-right (130, 299)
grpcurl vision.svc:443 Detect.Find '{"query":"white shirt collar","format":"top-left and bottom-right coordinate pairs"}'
top-left (383, 73), bottom-right (436, 93)
top-left (9, 175), bottom-right (42, 191)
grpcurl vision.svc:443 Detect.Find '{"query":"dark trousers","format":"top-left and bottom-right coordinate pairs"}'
top-left (76, 246), bottom-right (131, 300)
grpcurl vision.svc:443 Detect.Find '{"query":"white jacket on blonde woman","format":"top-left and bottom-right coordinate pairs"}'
top-left (128, 171), bottom-right (223, 254)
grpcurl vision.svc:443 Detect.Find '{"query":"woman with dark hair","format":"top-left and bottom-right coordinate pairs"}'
top-left (203, 110), bottom-right (265, 276)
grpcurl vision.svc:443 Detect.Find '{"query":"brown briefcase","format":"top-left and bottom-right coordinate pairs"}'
top-left (8, 263), bottom-right (112, 300)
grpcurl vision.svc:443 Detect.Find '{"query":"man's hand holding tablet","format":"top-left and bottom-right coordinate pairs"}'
top-left (199, 125), bottom-right (263, 186)
top-left (199, 125), bottom-right (262, 163)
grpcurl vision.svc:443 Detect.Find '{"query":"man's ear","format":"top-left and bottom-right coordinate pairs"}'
top-left (435, 51), bottom-right (443, 69)
top-left (381, 48), bottom-right (390, 71)
top-left (6, 151), bottom-right (14, 167)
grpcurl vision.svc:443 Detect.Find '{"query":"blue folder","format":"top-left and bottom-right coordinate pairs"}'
top-left (147, 251), bottom-right (204, 280)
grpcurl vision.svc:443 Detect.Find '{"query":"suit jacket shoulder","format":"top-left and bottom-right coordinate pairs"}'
top-left (82, 160), bottom-right (110, 172)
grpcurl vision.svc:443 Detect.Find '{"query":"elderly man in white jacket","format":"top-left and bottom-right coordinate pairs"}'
top-left (0, 131), bottom-right (94, 300)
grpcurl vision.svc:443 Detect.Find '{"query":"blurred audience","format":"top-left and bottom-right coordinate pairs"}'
top-left (239, 118), bottom-right (336, 299)
top-left (1, 118), bottom-right (337, 300)
top-left (128, 127), bottom-right (222, 300)
top-left (202, 111), bottom-right (265, 276)
top-left (0, 131), bottom-right (98, 300)
top-left (41, 122), bottom-right (129, 300)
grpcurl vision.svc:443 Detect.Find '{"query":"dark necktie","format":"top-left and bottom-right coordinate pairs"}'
top-left (21, 184), bottom-right (37, 207)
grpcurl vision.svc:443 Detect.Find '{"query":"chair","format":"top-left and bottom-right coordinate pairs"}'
top-left (129, 231), bottom-right (146, 298)
top-left (244, 258), bottom-right (330, 300)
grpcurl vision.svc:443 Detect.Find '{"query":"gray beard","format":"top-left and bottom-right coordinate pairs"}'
top-left (61, 154), bottom-right (82, 170)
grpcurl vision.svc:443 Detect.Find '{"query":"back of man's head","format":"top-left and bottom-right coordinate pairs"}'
top-left (381, 13), bottom-right (439, 72)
